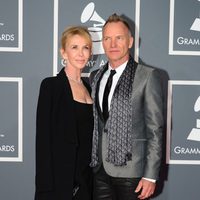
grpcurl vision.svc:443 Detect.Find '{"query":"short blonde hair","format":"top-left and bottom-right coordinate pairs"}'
top-left (60, 26), bottom-right (92, 50)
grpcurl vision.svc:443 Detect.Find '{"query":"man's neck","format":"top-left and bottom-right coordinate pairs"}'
top-left (109, 55), bottom-right (130, 69)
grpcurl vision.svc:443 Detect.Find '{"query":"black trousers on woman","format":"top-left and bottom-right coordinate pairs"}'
top-left (93, 165), bottom-right (142, 200)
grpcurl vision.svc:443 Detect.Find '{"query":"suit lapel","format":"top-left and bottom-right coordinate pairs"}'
top-left (93, 64), bottom-right (108, 121)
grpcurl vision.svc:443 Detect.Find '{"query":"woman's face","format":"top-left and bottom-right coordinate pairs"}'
top-left (61, 34), bottom-right (91, 71)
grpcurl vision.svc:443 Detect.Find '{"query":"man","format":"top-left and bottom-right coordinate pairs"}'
top-left (90, 13), bottom-right (163, 200)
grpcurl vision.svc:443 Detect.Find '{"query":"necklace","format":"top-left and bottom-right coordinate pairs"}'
top-left (65, 72), bottom-right (83, 84)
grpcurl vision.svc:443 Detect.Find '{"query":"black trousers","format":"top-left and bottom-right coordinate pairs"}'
top-left (93, 165), bottom-right (141, 200)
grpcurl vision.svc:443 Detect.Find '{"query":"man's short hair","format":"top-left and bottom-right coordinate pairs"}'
top-left (103, 13), bottom-right (131, 33)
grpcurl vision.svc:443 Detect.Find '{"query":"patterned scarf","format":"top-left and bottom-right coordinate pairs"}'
top-left (90, 57), bottom-right (137, 167)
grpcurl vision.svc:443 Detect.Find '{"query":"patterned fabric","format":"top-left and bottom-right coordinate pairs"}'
top-left (90, 65), bottom-right (107, 167)
top-left (90, 57), bottom-right (137, 167)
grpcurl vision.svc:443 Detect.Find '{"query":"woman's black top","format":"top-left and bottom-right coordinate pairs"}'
top-left (73, 100), bottom-right (93, 200)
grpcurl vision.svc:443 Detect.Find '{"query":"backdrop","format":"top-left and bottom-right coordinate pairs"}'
top-left (0, 0), bottom-right (200, 199)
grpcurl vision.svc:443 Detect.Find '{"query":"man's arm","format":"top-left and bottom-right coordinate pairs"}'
top-left (136, 68), bottom-right (164, 199)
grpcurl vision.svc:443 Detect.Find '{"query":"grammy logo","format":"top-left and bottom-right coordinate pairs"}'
top-left (187, 96), bottom-right (200, 141)
top-left (81, 2), bottom-right (105, 55)
top-left (190, 0), bottom-right (200, 32)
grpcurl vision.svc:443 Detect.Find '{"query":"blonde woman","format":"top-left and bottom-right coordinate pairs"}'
top-left (35, 26), bottom-right (93, 200)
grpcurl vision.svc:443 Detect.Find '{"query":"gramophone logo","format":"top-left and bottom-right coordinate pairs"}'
top-left (190, 0), bottom-right (200, 32)
top-left (187, 96), bottom-right (200, 141)
top-left (53, 0), bottom-right (136, 75)
top-left (167, 81), bottom-right (200, 164)
top-left (81, 2), bottom-right (105, 55)
top-left (169, 0), bottom-right (200, 55)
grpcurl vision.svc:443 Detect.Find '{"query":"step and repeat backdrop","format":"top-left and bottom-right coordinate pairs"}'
top-left (0, 0), bottom-right (200, 199)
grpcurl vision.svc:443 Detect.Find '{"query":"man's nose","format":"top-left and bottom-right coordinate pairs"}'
top-left (111, 39), bottom-right (117, 47)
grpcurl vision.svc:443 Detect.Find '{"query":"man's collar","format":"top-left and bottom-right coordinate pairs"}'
top-left (108, 60), bottom-right (128, 75)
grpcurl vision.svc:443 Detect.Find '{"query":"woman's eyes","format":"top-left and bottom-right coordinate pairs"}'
top-left (71, 45), bottom-right (89, 50)
top-left (84, 46), bottom-right (90, 50)
top-left (71, 45), bottom-right (78, 49)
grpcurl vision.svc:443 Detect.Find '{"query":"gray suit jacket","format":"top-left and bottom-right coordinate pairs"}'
top-left (91, 60), bottom-right (163, 180)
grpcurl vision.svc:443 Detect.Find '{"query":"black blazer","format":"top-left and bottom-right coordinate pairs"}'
top-left (35, 68), bottom-right (90, 200)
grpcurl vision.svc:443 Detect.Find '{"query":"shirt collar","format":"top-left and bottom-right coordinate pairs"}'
top-left (108, 61), bottom-right (128, 77)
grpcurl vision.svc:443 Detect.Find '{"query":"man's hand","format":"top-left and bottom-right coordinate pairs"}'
top-left (135, 178), bottom-right (156, 199)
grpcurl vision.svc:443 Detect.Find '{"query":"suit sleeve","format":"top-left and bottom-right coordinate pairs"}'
top-left (35, 78), bottom-right (54, 192)
top-left (143, 69), bottom-right (164, 180)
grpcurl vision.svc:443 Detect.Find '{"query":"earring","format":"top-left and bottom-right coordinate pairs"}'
top-left (61, 58), bottom-right (67, 66)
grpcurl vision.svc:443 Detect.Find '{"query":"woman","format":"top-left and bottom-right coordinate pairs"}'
top-left (35, 26), bottom-right (93, 200)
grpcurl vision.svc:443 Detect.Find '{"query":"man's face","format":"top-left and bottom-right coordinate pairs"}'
top-left (102, 21), bottom-right (133, 68)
